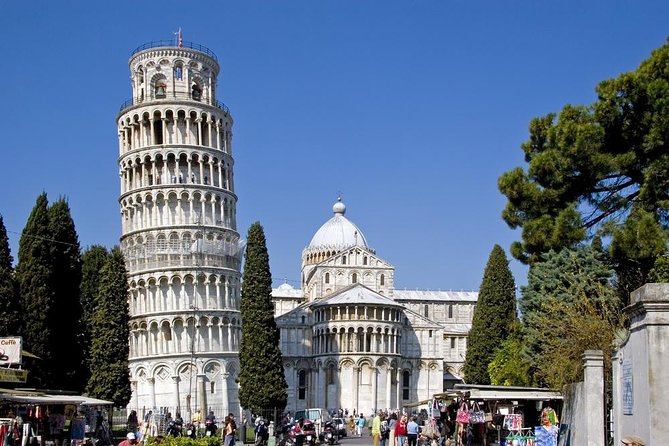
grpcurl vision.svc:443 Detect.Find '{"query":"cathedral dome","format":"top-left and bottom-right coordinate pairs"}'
top-left (307, 198), bottom-right (369, 251)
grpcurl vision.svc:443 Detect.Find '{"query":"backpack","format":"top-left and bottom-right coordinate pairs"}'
top-left (380, 422), bottom-right (389, 436)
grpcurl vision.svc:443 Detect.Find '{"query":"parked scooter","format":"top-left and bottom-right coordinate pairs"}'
top-left (276, 421), bottom-right (295, 446)
top-left (205, 420), bottom-right (217, 437)
top-left (301, 420), bottom-right (316, 446)
top-left (185, 422), bottom-right (197, 439)
top-left (319, 421), bottom-right (338, 445)
top-left (166, 419), bottom-right (183, 437)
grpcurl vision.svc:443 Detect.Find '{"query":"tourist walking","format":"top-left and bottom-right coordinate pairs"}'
top-left (387, 413), bottom-right (397, 446)
top-left (371, 412), bottom-right (381, 446)
top-left (223, 413), bottom-right (237, 446)
top-left (394, 415), bottom-right (407, 446)
top-left (406, 417), bottom-right (419, 446)
top-left (356, 414), bottom-right (365, 437)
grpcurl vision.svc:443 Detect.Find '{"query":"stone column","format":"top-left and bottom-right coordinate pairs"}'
top-left (148, 377), bottom-right (156, 408)
top-left (372, 367), bottom-right (379, 412)
top-left (386, 367), bottom-right (392, 410)
top-left (583, 350), bottom-right (604, 446)
top-left (221, 372), bottom-right (230, 414)
top-left (172, 376), bottom-right (181, 414)
top-left (132, 380), bottom-right (139, 409)
top-left (197, 373), bottom-right (207, 415)
top-left (353, 367), bottom-right (359, 413)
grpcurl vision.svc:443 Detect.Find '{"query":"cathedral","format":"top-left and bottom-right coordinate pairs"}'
top-left (116, 38), bottom-right (476, 417)
top-left (272, 198), bottom-right (477, 414)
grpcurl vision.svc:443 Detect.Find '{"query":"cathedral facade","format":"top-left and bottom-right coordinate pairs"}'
top-left (273, 199), bottom-right (477, 414)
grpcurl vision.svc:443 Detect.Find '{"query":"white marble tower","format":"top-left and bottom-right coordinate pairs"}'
top-left (116, 39), bottom-right (242, 418)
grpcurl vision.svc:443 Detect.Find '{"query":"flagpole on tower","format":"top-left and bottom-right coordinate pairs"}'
top-left (174, 27), bottom-right (183, 47)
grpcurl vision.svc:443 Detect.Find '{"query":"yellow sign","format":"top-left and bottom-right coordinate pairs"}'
top-left (0, 368), bottom-right (28, 383)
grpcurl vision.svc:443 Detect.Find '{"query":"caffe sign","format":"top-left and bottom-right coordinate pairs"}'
top-left (0, 337), bottom-right (22, 365)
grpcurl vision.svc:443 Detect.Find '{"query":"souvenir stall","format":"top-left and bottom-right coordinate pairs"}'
top-left (434, 384), bottom-right (563, 446)
top-left (0, 389), bottom-right (113, 446)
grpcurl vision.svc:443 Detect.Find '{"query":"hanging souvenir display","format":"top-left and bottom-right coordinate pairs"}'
top-left (469, 402), bottom-right (485, 424)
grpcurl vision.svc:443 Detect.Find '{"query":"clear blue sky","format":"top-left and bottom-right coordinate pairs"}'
top-left (1, 1), bottom-right (667, 291)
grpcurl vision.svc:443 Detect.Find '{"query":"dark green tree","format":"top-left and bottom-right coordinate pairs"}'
top-left (15, 193), bottom-right (56, 388)
top-left (238, 222), bottom-right (288, 412)
top-left (86, 247), bottom-right (131, 405)
top-left (521, 246), bottom-right (621, 387)
top-left (0, 215), bottom-right (19, 337)
top-left (463, 245), bottom-right (517, 384)
top-left (79, 245), bottom-right (109, 387)
top-left (499, 39), bottom-right (669, 301)
top-left (48, 198), bottom-right (84, 391)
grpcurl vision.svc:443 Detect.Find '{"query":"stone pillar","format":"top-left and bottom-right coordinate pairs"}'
top-left (197, 373), bottom-right (207, 415)
top-left (221, 372), bottom-right (230, 414)
top-left (172, 376), bottom-right (181, 414)
top-left (612, 283), bottom-right (669, 445)
top-left (371, 366), bottom-right (378, 412)
top-left (148, 377), bottom-right (157, 409)
top-left (583, 350), bottom-right (604, 446)
top-left (386, 367), bottom-right (392, 410)
top-left (353, 367), bottom-right (359, 413)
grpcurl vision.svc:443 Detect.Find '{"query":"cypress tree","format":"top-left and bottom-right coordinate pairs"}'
top-left (86, 247), bottom-right (131, 405)
top-left (238, 222), bottom-right (288, 412)
top-left (48, 198), bottom-right (84, 391)
top-left (463, 244), bottom-right (517, 384)
top-left (0, 215), bottom-right (19, 337)
top-left (16, 193), bottom-right (55, 388)
top-left (79, 245), bottom-right (109, 385)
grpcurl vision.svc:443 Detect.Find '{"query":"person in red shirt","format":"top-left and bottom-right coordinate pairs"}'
top-left (118, 432), bottom-right (138, 446)
top-left (394, 415), bottom-right (407, 446)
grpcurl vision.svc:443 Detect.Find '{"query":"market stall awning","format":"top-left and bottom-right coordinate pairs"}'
top-left (0, 389), bottom-right (112, 405)
top-left (452, 384), bottom-right (563, 401)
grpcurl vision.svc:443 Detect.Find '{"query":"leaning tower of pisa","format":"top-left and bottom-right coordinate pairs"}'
top-left (116, 39), bottom-right (242, 418)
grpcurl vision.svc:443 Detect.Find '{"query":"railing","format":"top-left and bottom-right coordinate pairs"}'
top-left (124, 254), bottom-right (241, 273)
top-left (119, 93), bottom-right (230, 114)
top-left (131, 40), bottom-right (218, 61)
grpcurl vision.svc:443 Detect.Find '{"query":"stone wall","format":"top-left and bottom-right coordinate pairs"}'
top-left (560, 350), bottom-right (604, 446)
top-left (612, 283), bottom-right (669, 445)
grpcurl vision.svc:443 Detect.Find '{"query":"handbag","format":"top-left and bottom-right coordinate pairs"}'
top-left (469, 402), bottom-right (485, 424)
top-left (456, 402), bottom-right (470, 424)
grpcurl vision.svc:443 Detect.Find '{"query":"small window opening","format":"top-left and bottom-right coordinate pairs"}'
top-left (192, 84), bottom-right (202, 101)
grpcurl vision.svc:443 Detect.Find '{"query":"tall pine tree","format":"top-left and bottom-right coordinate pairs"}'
top-left (86, 247), bottom-right (131, 405)
top-left (463, 244), bottom-right (517, 384)
top-left (79, 245), bottom-right (109, 385)
top-left (48, 198), bottom-right (84, 391)
top-left (16, 193), bottom-right (56, 388)
top-left (0, 215), bottom-right (18, 337)
top-left (238, 222), bottom-right (287, 412)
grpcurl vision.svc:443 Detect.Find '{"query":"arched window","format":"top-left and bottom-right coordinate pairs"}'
top-left (448, 305), bottom-right (453, 319)
top-left (402, 371), bottom-right (411, 400)
top-left (325, 273), bottom-right (330, 284)
top-left (380, 274), bottom-right (385, 286)
top-left (155, 80), bottom-right (167, 98)
top-left (192, 84), bottom-right (202, 101)
top-left (363, 256), bottom-right (368, 265)
top-left (424, 304), bottom-right (429, 317)
top-left (341, 255), bottom-right (346, 265)
top-left (352, 273), bottom-right (357, 284)
top-left (301, 315), bottom-right (306, 324)
top-left (326, 364), bottom-right (336, 385)
top-left (298, 370), bottom-right (307, 400)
